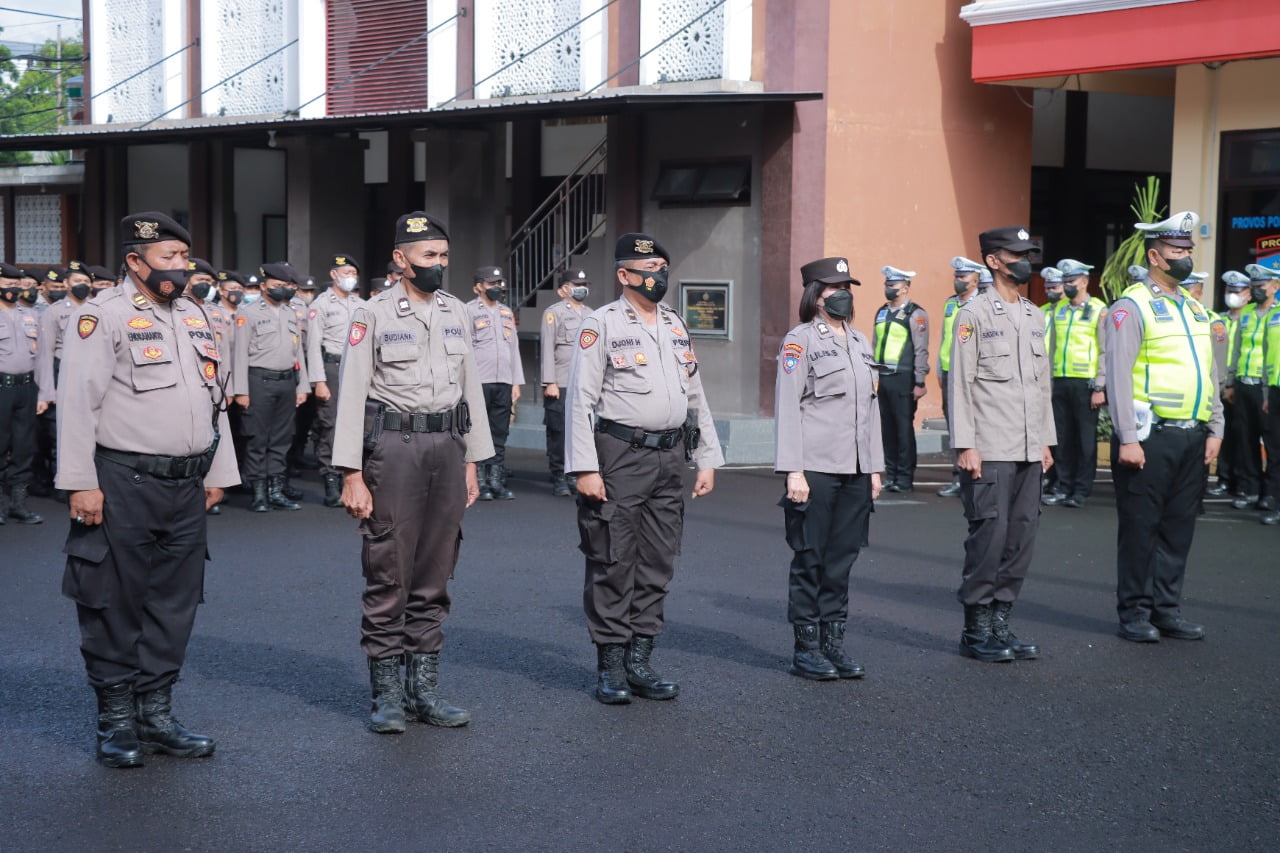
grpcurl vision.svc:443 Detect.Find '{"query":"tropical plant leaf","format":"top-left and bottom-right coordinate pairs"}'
top-left (1101, 176), bottom-right (1165, 304)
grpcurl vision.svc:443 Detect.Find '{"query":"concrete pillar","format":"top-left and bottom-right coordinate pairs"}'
top-left (282, 135), bottom-right (369, 280)
top-left (421, 125), bottom-right (507, 295)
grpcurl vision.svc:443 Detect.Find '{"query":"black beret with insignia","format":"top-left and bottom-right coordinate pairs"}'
top-left (87, 264), bottom-right (114, 282)
top-left (216, 269), bottom-right (247, 286)
top-left (299, 276), bottom-right (317, 291)
top-left (979, 226), bottom-right (1038, 257)
top-left (120, 210), bottom-right (191, 247)
top-left (331, 253), bottom-right (359, 271)
top-left (186, 257), bottom-right (217, 278)
top-left (615, 232), bottom-right (670, 263)
top-left (45, 267), bottom-right (65, 283)
top-left (394, 211), bottom-right (449, 244)
top-left (474, 266), bottom-right (504, 283)
top-left (67, 260), bottom-right (87, 275)
top-left (0, 261), bottom-right (24, 279)
top-left (800, 257), bottom-right (860, 287)
top-left (259, 262), bottom-right (299, 284)
top-left (560, 268), bottom-right (590, 286)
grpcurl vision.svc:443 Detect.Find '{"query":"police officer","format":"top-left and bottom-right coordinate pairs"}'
top-left (775, 256), bottom-right (883, 681)
top-left (937, 257), bottom-right (985, 497)
top-left (16, 271), bottom-right (40, 311)
top-left (467, 266), bottom-right (524, 501)
top-left (57, 211), bottom-right (237, 767)
top-left (34, 262), bottom-right (95, 498)
top-left (233, 262), bottom-right (309, 512)
top-left (1043, 259), bottom-right (1107, 508)
top-left (307, 253), bottom-right (366, 507)
top-left (873, 266), bottom-right (928, 492)
top-left (1211, 271), bottom-right (1251, 497)
top-left (88, 264), bottom-right (117, 296)
top-left (565, 233), bottom-right (723, 705)
top-left (1106, 211), bottom-right (1221, 642)
top-left (1257, 274), bottom-right (1280, 525)
top-left (213, 270), bottom-right (249, 484)
top-left (0, 261), bottom-right (43, 524)
top-left (540, 268), bottom-right (591, 497)
top-left (949, 226), bottom-right (1055, 663)
top-left (382, 261), bottom-right (402, 293)
top-left (333, 211), bottom-right (493, 734)
top-left (1224, 263), bottom-right (1279, 511)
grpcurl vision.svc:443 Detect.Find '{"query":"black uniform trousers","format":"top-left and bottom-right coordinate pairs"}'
top-left (1049, 377), bottom-right (1098, 499)
top-left (0, 379), bottom-right (37, 488)
top-left (543, 392), bottom-right (565, 479)
top-left (782, 472), bottom-right (872, 624)
top-left (1217, 394), bottom-right (1237, 490)
top-left (1233, 381), bottom-right (1265, 496)
top-left (957, 461), bottom-right (1041, 606)
top-left (577, 432), bottom-right (685, 645)
top-left (242, 369), bottom-right (296, 481)
top-left (481, 382), bottom-right (512, 469)
top-left (358, 429), bottom-right (466, 658)
top-left (877, 371), bottom-right (917, 488)
top-left (1264, 387), bottom-right (1280, 501)
top-left (1112, 424), bottom-right (1206, 623)
top-left (62, 456), bottom-right (206, 691)
top-left (314, 357), bottom-right (341, 476)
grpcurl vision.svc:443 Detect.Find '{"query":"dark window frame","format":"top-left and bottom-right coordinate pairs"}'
top-left (651, 158), bottom-right (751, 207)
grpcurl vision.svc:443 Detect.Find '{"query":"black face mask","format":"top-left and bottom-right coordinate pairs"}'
top-left (138, 263), bottom-right (189, 302)
top-left (409, 263), bottom-right (445, 294)
top-left (18, 288), bottom-right (37, 304)
top-left (952, 278), bottom-right (970, 296)
top-left (1063, 284), bottom-right (1080, 300)
top-left (822, 289), bottom-right (853, 320)
top-left (884, 286), bottom-right (901, 301)
top-left (224, 291), bottom-right (244, 306)
top-left (0, 287), bottom-right (19, 303)
top-left (48, 288), bottom-right (69, 303)
top-left (190, 282), bottom-right (212, 300)
top-left (266, 286), bottom-right (293, 303)
top-left (484, 285), bottom-right (505, 302)
top-left (625, 267), bottom-right (669, 303)
top-left (70, 283), bottom-right (91, 301)
top-left (1045, 289), bottom-right (1062, 302)
top-left (1005, 259), bottom-right (1033, 284)
top-left (1250, 284), bottom-right (1269, 303)
top-left (570, 285), bottom-right (589, 302)
top-left (1157, 256), bottom-right (1195, 282)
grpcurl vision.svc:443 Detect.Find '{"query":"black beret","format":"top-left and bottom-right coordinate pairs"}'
top-left (800, 257), bottom-right (860, 287)
top-left (45, 268), bottom-right (65, 283)
top-left (394, 211), bottom-right (449, 244)
top-left (386, 261), bottom-right (401, 275)
top-left (86, 265), bottom-right (114, 281)
top-left (216, 269), bottom-right (247, 286)
top-left (0, 261), bottom-right (24, 278)
top-left (259, 262), bottom-right (299, 284)
top-left (330, 253), bottom-right (359, 271)
top-left (560, 268), bottom-right (590, 286)
top-left (66, 260), bottom-right (88, 275)
top-left (186, 257), bottom-right (217, 278)
top-left (120, 211), bottom-right (191, 247)
top-left (474, 266), bottom-right (505, 283)
top-left (979, 226), bottom-right (1038, 257)
top-left (299, 276), bottom-right (317, 290)
top-left (615, 232), bottom-right (670, 263)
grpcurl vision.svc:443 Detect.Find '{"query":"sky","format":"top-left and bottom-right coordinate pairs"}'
top-left (0, 1), bottom-right (83, 54)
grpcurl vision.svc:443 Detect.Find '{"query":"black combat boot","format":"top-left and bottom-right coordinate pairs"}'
top-left (937, 481), bottom-right (961, 497)
top-left (820, 622), bottom-right (866, 678)
top-left (477, 464), bottom-right (494, 501)
top-left (95, 683), bottom-right (144, 768)
top-left (280, 477), bottom-right (304, 501)
top-left (266, 475), bottom-right (301, 510)
top-left (552, 476), bottom-right (571, 497)
top-left (989, 601), bottom-right (1040, 660)
top-left (960, 604), bottom-right (1015, 662)
top-left (250, 479), bottom-right (269, 513)
top-left (8, 485), bottom-right (43, 524)
top-left (490, 466), bottom-right (514, 500)
top-left (624, 635), bottom-right (679, 700)
top-left (790, 623), bottom-right (838, 680)
top-left (595, 644), bottom-right (632, 704)
top-left (404, 652), bottom-right (470, 727)
top-left (367, 656), bottom-right (407, 734)
top-left (135, 685), bottom-right (215, 757)
top-left (322, 473), bottom-right (342, 508)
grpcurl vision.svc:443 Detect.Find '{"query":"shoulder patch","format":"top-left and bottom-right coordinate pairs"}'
top-left (77, 315), bottom-right (99, 339)
top-left (782, 341), bottom-right (803, 374)
top-left (1211, 319), bottom-right (1227, 343)
top-left (545, 311), bottom-right (555, 325)
top-left (349, 321), bottom-right (368, 346)
top-left (957, 323), bottom-right (973, 344)
top-left (579, 328), bottom-right (598, 349)
top-left (914, 314), bottom-right (927, 332)
top-left (1112, 308), bottom-right (1129, 330)
top-left (202, 360), bottom-right (217, 380)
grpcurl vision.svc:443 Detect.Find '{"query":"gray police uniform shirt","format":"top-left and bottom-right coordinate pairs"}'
top-left (774, 319), bottom-right (885, 475)
top-left (0, 303), bottom-right (39, 375)
top-left (232, 298), bottom-right (309, 395)
top-left (54, 281), bottom-right (239, 491)
top-left (1104, 279), bottom-right (1224, 444)
top-left (36, 297), bottom-right (83, 402)
top-left (947, 290), bottom-right (1056, 461)
top-left (208, 303), bottom-right (237, 395)
top-left (466, 298), bottom-right (525, 386)
top-left (540, 298), bottom-right (588, 386)
top-left (306, 289), bottom-right (366, 383)
top-left (564, 296), bottom-right (724, 473)
top-left (331, 287), bottom-right (495, 470)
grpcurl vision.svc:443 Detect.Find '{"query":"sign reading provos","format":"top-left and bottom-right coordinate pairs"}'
top-left (680, 281), bottom-right (730, 339)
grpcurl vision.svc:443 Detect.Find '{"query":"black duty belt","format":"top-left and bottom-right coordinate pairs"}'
top-left (0, 371), bottom-right (34, 386)
top-left (1236, 376), bottom-right (1262, 386)
top-left (596, 418), bottom-right (682, 450)
top-left (96, 446), bottom-right (210, 479)
top-left (322, 351), bottom-right (342, 364)
top-left (383, 410), bottom-right (453, 433)
top-left (1153, 418), bottom-right (1206, 431)
top-left (248, 366), bottom-right (295, 381)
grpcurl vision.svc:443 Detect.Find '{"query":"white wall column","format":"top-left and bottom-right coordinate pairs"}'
top-left (429, 0), bottom-right (460, 107)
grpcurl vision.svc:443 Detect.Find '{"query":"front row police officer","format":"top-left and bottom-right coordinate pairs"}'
top-left (566, 233), bottom-right (723, 705)
top-left (1106, 211), bottom-right (1221, 642)
top-left (333, 212), bottom-right (493, 734)
top-left (949, 226), bottom-right (1055, 663)
top-left (57, 212), bottom-right (238, 767)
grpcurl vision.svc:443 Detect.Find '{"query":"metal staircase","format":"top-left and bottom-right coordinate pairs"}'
top-left (506, 136), bottom-right (607, 308)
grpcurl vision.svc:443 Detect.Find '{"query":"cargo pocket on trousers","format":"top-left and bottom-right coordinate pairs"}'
top-left (778, 495), bottom-right (810, 551)
top-left (359, 517), bottom-right (399, 585)
top-left (577, 498), bottom-right (617, 564)
top-left (61, 522), bottom-right (112, 609)
top-left (961, 476), bottom-right (1000, 522)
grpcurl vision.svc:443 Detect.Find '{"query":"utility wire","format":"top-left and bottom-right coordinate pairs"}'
top-left (578, 0), bottom-right (727, 98)
top-left (0, 6), bottom-right (81, 21)
top-left (137, 38), bottom-right (298, 130)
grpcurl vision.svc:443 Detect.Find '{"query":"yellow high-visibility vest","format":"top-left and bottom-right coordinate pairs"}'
top-left (1123, 283), bottom-right (1214, 422)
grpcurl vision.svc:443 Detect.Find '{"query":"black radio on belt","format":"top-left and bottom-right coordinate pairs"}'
top-left (363, 400), bottom-right (386, 451)
top-left (681, 411), bottom-right (701, 462)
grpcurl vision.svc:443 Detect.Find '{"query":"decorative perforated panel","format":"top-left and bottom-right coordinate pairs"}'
top-left (208, 0), bottom-right (288, 115)
top-left (649, 0), bottom-right (725, 83)
top-left (14, 195), bottom-right (63, 265)
top-left (100, 0), bottom-right (165, 123)
top-left (483, 0), bottom-right (580, 98)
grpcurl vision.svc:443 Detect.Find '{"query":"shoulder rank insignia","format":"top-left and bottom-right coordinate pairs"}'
top-left (132, 292), bottom-right (149, 307)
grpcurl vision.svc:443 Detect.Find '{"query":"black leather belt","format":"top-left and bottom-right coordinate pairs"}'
top-left (248, 366), bottom-right (295, 381)
top-left (0, 371), bottom-right (34, 386)
top-left (596, 418), bottom-right (682, 450)
top-left (1153, 418), bottom-right (1206, 431)
top-left (383, 410), bottom-right (453, 433)
top-left (322, 351), bottom-right (341, 364)
top-left (96, 446), bottom-right (209, 479)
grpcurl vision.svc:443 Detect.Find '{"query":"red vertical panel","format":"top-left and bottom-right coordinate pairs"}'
top-left (326, 0), bottom-right (429, 115)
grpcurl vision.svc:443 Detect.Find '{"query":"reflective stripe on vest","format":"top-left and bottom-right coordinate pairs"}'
top-left (1226, 313), bottom-right (1240, 370)
top-left (1124, 283), bottom-right (1214, 422)
top-left (939, 298), bottom-right (959, 372)
top-left (1265, 307), bottom-right (1280, 386)
top-left (874, 305), bottom-right (913, 370)
top-left (1051, 297), bottom-right (1105, 379)
top-left (1238, 308), bottom-right (1269, 378)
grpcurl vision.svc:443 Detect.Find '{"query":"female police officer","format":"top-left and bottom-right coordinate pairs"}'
top-left (774, 257), bottom-right (884, 680)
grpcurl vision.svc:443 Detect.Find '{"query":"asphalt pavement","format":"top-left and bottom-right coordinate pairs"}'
top-left (1, 449), bottom-right (1278, 852)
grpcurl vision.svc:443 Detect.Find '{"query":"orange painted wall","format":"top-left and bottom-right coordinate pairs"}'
top-left (822, 0), bottom-right (1032, 421)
